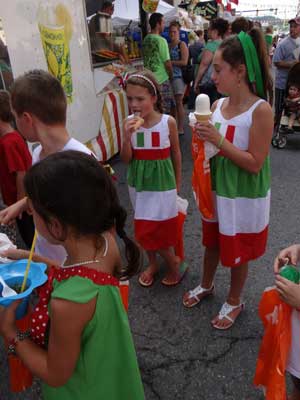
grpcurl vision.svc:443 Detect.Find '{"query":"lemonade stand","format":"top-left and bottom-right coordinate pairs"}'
top-left (0, 0), bottom-right (137, 161)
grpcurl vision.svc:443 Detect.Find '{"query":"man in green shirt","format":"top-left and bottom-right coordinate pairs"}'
top-left (143, 13), bottom-right (174, 114)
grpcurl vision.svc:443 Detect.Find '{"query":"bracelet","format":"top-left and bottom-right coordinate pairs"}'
top-left (7, 330), bottom-right (31, 356)
top-left (217, 135), bottom-right (225, 149)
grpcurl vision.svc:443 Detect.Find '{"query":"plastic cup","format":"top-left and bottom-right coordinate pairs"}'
top-left (0, 260), bottom-right (47, 392)
top-left (0, 260), bottom-right (47, 317)
top-left (0, 276), bottom-right (31, 320)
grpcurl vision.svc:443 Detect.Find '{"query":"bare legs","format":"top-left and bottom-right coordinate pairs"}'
top-left (183, 246), bottom-right (248, 328)
top-left (139, 248), bottom-right (182, 286)
top-left (139, 251), bottom-right (159, 286)
top-left (175, 94), bottom-right (185, 134)
top-left (288, 113), bottom-right (297, 129)
top-left (158, 248), bottom-right (181, 285)
top-left (170, 93), bottom-right (185, 134)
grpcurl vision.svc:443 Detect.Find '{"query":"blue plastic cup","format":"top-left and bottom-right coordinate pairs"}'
top-left (0, 260), bottom-right (48, 320)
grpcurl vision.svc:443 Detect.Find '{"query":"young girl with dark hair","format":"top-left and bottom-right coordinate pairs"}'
top-left (183, 29), bottom-right (273, 329)
top-left (121, 71), bottom-right (186, 287)
top-left (0, 151), bottom-right (144, 399)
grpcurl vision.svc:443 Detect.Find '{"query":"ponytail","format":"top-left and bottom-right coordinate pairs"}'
top-left (115, 205), bottom-right (142, 280)
top-left (248, 28), bottom-right (273, 101)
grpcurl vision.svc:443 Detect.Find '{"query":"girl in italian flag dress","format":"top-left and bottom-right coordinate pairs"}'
top-left (121, 72), bottom-right (187, 287)
top-left (183, 30), bottom-right (273, 329)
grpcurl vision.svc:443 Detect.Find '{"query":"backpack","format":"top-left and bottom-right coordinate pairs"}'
top-left (177, 42), bottom-right (194, 85)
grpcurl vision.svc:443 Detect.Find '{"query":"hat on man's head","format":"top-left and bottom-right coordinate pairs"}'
top-left (288, 17), bottom-right (300, 25)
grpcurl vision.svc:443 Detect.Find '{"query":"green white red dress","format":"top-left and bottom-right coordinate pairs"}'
top-left (203, 98), bottom-right (271, 267)
top-left (127, 114), bottom-right (178, 251)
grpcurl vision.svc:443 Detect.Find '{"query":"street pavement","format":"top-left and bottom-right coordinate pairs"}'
top-left (1, 125), bottom-right (300, 399)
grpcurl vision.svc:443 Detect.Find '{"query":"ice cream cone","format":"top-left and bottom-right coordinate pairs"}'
top-left (194, 113), bottom-right (211, 123)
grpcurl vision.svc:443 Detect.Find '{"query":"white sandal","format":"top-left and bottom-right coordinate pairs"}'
top-left (183, 283), bottom-right (215, 308)
top-left (212, 302), bottom-right (245, 330)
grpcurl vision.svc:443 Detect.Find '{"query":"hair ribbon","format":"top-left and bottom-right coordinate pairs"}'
top-left (238, 31), bottom-right (265, 99)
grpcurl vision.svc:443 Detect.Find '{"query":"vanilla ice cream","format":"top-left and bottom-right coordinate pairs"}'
top-left (194, 94), bottom-right (212, 122)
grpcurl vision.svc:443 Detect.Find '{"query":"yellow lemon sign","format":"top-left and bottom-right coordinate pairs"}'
top-left (38, 4), bottom-right (73, 103)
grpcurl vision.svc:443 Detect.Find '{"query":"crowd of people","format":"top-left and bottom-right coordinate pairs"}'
top-left (0, 10), bottom-right (300, 400)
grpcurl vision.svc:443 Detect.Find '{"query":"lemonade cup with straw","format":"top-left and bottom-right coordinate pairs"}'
top-left (0, 232), bottom-right (47, 319)
top-left (0, 232), bottom-right (48, 392)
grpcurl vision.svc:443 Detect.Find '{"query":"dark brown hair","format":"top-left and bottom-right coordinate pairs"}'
top-left (10, 69), bottom-right (67, 125)
top-left (210, 18), bottom-right (229, 38)
top-left (126, 70), bottom-right (163, 113)
top-left (149, 13), bottom-right (164, 30)
top-left (0, 90), bottom-right (14, 123)
top-left (219, 28), bottom-right (273, 100)
top-left (24, 150), bottom-right (142, 280)
top-left (231, 17), bottom-right (250, 34)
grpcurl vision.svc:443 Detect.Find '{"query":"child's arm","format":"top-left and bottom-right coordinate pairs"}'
top-left (273, 244), bottom-right (300, 273)
top-left (15, 171), bottom-right (26, 201)
top-left (274, 244), bottom-right (300, 308)
top-left (195, 101), bottom-right (273, 174)
top-left (0, 296), bottom-right (95, 387)
top-left (0, 248), bottom-right (61, 270)
top-left (168, 116), bottom-right (182, 192)
top-left (0, 197), bottom-right (28, 224)
top-left (120, 118), bottom-right (137, 164)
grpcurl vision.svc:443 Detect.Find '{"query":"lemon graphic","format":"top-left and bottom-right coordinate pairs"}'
top-left (47, 48), bottom-right (59, 77)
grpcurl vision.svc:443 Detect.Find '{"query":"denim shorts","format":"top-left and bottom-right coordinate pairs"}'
top-left (171, 77), bottom-right (186, 96)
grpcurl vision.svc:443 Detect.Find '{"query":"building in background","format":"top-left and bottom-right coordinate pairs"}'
top-left (236, 0), bottom-right (298, 20)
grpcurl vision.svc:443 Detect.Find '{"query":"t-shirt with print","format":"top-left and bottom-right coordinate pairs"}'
top-left (273, 36), bottom-right (299, 90)
top-left (0, 131), bottom-right (32, 206)
top-left (143, 34), bottom-right (170, 84)
top-left (32, 138), bottom-right (93, 265)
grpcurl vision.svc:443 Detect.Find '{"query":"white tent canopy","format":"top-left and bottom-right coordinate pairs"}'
top-left (113, 0), bottom-right (178, 28)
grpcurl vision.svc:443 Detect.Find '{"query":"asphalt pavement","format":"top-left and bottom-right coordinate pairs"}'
top-left (1, 124), bottom-right (300, 399)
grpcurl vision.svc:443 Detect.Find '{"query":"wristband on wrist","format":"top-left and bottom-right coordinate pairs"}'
top-left (217, 135), bottom-right (225, 149)
top-left (7, 330), bottom-right (31, 356)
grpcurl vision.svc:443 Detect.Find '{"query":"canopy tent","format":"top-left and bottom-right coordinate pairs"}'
top-left (113, 0), bottom-right (178, 28)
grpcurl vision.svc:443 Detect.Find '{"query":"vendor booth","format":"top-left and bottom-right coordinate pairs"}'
top-left (0, 0), bottom-right (178, 162)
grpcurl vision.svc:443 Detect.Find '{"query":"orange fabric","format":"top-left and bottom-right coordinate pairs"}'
top-left (7, 312), bottom-right (33, 392)
top-left (191, 132), bottom-right (214, 220)
top-left (254, 287), bottom-right (292, 400)
top-left (119, 281), bottom-right (129, 312)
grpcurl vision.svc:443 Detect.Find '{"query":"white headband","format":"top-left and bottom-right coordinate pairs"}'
top-left (128, 74), bottom-right (157, 96)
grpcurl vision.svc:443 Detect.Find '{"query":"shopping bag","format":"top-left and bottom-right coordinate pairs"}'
top-left (254, 287), bottom-right (292, 400)
top-left (174, 196), bottom-right (188, 260)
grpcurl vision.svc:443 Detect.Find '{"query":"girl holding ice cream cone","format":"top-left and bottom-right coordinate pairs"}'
top-left (183, 28), bottom-right (273, 329)
top-left (121, 71), bottom-right (187, 288)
